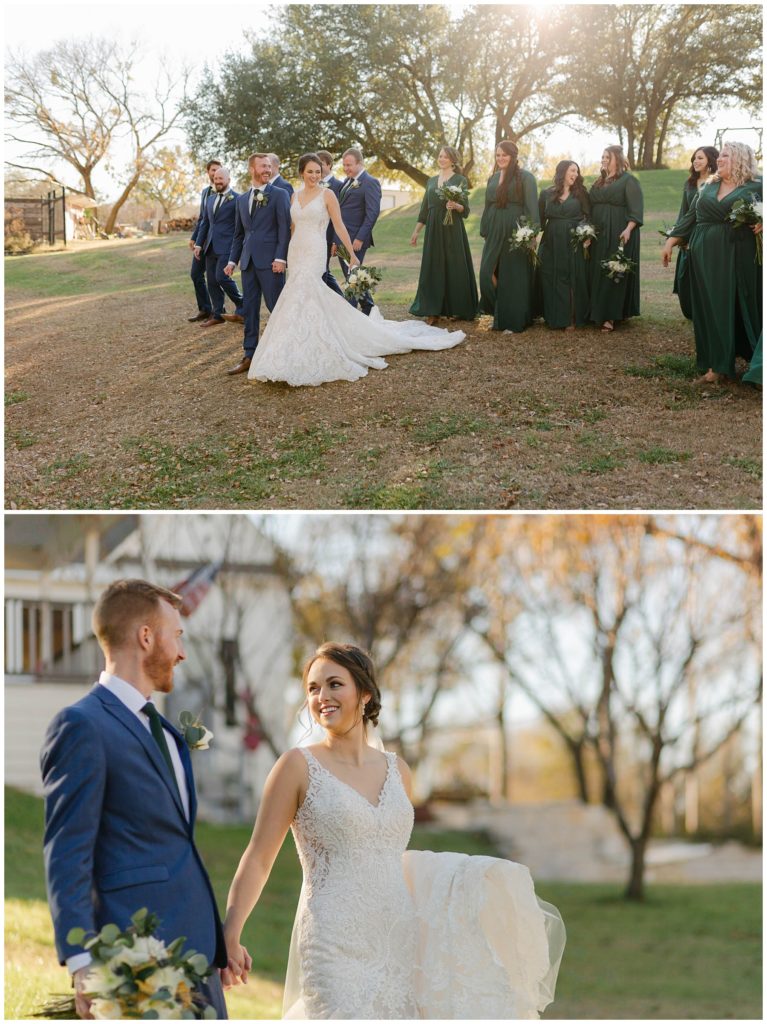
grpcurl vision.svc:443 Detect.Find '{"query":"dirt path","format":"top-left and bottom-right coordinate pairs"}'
top-left (5, 237), bottom-right (762, 510)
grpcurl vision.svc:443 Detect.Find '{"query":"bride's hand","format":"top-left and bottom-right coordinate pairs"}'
top-left (222, 931), bottom-right (252, 988)
top-left (349, 257), bottom-right (361, 269)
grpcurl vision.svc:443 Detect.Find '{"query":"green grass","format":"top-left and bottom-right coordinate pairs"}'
top-left (5, 390), bottom-right (29, 407)
top-left (6, 786), bottom-right (761, 1019)
top-left (724, 456), bottom-right (762, 480)
top-left (638, 446), bottom-right (692, 465)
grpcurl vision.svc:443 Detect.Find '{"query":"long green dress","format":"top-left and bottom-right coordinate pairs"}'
top-left (671, 178), bottom-right (762, 376)
top-left (409, 173), bottom-right (478, 320)
top-left (479, 169), bottom-right (539, 332)
top-left (537, 189), bottom-right (591, 328)
top-left (743, 332), bottom-right (762, 386)
top-left (588, 173), bottom-right (643, 324)
top-left (672, 182), bottom-right (699, 320)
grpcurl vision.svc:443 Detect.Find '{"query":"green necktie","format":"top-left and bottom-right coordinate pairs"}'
top-left (142, 702), bottom-right (180, 795)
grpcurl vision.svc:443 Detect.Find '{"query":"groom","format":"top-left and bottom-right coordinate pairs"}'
top-left (40, 579), bottom-right (248, 1019)
top-left (224, 153), bottom-right (291, 376)
top-left (325, 147), bottom-right (382, 315)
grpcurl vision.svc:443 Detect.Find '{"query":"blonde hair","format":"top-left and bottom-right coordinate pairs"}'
top-left (708, 142), bottom-right (759, 187)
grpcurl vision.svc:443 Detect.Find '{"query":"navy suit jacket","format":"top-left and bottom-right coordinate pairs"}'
top-left (270, 174), bottom-right (294, 196)
top-left (40, 684), bottom-right (226, 969)
top-left (197, 189), bottom-right (240, 257)
top-left (334, 170), bottom-right (382, 249)
top-left (191, 185), bottom-right (214, 244)
top-left (228, 184), bottom-right (291, 271)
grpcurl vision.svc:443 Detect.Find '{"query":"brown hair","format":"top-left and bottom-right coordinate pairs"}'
top-left (205, 159), bottom-right (222, 171)
top-left (302, 642), bottom-right (382, 727)
top-left (298, 152), bottom-right (323, 175)
top-left (593, 145), bottom-right (630, 188)
top-left (494, 140), bottom-right (522, 207)
top-left (439, 145), bottom-right (463, 175)
top-left (342, 147), bottom-right (364, 165)
top-left (247, 152), bottom-right (269, 168)
top-left (316, 150), bottom-right (334, 168)
top-left (92, 579), bottom-right (182, 651)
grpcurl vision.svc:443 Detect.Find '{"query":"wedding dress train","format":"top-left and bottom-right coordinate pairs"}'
top-left (247, 191), bottom-right (465, 387)
top-left (283, 748), bottom-right (565, 1020)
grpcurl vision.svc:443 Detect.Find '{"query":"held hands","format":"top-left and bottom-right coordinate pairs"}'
top-left (221, 936), bottom-right (253, 990)
top-left (73, 966), bottom-right (94, 1020)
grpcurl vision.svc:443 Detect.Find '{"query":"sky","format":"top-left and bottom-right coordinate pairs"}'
top-left (5, 1), bottom-right (759, 197)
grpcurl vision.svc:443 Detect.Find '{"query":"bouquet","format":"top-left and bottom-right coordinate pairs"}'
top-left (508, 216), bottom-right (540, 266)
top-left (570, 222), bottom-right (598, 259)
top-left (335, 242), bottom-right (352, 264)
top-left (35, 908), bottom-right (216, 1020)
top-left (728, 194), bottom-right (763, 265)
top-left (343, 264), bottom-right (383, 302)
top-left (600, 243), bottom-right (636, 283)
top-left (435, 183), bottom-right (469, 225)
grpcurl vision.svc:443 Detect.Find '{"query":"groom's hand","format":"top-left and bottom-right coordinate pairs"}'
top-left (73, 967), bottom-right (94, 1019)
top-left (352, 239), bottom-right (363, 252)
top-left (271, 260), bottom-right (286, 274)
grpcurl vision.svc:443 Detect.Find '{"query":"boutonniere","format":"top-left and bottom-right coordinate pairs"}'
top-left (350, 180), bottom-right (361, 190)
top-left (318, 180), bottom-right (329, 189)
top-left (224, 192), bottom-right (235, 203)
top-left (253, 190), bottom-right (269, 208)
top-left (178, 711), bottom-right (213, 750)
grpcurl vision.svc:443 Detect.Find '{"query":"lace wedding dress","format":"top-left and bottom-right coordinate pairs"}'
top-left (247, 191), bottom-right (465, 386)
top-left (283, 748), bottom-right (566, 1020)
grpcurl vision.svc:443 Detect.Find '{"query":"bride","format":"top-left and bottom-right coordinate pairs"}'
top-left (221, 642), bottom-right (566, 1020)
top-left (247, 155), bottom-right (466, 387)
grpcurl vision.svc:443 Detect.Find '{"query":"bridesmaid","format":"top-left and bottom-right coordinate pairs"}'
top-left (479, 140), bottom-right (539, 333)
top-left (538, 160), bottom-right (591, 330)
top-left (409, 146), bottom-right (478, 324)
top-left (662, 141), bottom-right (762, 384)
top-left (589, 145), bottom-right (644, 333)
top-left (673, 146), bottom-right (719, 319)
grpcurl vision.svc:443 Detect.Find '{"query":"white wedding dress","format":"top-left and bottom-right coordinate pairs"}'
top-left (247, 190), bottom-right (465, 386)
top-left (283, 748), bottom-right (566, 1020)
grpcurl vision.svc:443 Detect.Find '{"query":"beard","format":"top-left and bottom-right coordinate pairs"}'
top-left (145, 647), bottom-right (176, 693)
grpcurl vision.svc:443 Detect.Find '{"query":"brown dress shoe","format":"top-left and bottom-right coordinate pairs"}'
top-left (227, 357), bottom-right (252, 375)
top-left (199, 316), bottom-right (226, 328)
top-left (187, 311), bottom-right (211, 322)
top-left (221, 313), bottom-right (245, 324)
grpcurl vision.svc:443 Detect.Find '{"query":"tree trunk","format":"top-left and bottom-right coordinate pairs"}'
top-left (379, 156), bottom-right (429, 189)
top-left (569, 738), bottom-right (590, 803)
top-left (624, 837), bottom-right (648, 900)
top-left (103, 166), bottom-right (142, 234)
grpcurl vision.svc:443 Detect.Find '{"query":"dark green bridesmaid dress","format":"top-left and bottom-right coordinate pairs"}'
top-left (672, 182), bottom-right (698, 320)
top-left (670, 178), bottom-right (762, 376)
top-left (409, 173), bottom-right (478, 320)
top-left (588, 173), bottom-right (643, 324)
top-left (537, 189), bottom-right (591, 328)
top-left (479, 169), bottom-right (539, 332)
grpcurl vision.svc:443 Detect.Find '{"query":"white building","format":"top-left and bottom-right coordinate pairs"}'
top-left (5, 514), bottom-right (296, 823)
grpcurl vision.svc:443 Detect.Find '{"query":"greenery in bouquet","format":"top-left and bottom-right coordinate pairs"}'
top-left (343, 264), bottom-right (383, 302)
top-left (570, 222), bottom-right (598, 259)
top-left (35, 908), bottom-right (216, 1020)
top-left (600, 243), bottom-right (637, 283)
top-left (434, 183), bottom-right (469, 225)
top-left (728, 194), bottom-right (763, 265)
top-left (508, 216), bottom-right (540, 266)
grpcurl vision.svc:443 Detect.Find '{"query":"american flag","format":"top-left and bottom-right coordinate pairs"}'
top-left (172, 560), bottom-right (223, 616)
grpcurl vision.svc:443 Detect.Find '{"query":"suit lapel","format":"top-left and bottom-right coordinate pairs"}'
top-left (94, 686), bottom-right (187, 822)
top-left (163, 714), bottom-right (197, 825)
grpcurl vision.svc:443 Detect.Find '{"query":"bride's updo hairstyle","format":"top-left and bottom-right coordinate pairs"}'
top-left (298, 152), bottom-right (323, 176)
top-left (302, 642), bottom-right (382, 728)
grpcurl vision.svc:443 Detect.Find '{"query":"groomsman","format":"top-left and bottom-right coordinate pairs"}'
top-left (266, 154), bottom-right (294, 195)
top-left (331, 148), bottom-right (382, 315)
top-left (194, 167), bottom-right (244, 329)
top-left (317, 150), bottom-right (345, 297)
top-left (187, 159), bottom-right (221, 322)
top-left (223, 153), bottom-right (291, 375)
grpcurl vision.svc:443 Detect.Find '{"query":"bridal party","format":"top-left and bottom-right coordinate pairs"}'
top-left (186, 141), bottom-right (762, 389)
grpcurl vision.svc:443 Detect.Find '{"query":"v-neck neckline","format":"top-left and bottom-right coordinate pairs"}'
top-left (307, 748), bottom-right (392, 809)
top-left (295, 189), bottom-right (323, 211)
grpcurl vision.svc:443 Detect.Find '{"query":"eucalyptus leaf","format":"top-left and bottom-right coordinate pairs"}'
top-left (99, 923), bottom-right (121, 944)
top-left (187, 953), bottom-right (209, 975)
top-left (66, 927), bottom-right (86, 945)
top-left (178, 711), bottom-right (195, 727)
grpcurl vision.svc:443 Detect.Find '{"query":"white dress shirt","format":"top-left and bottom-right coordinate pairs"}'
top-left (66, 673), bottom-right (190, 974)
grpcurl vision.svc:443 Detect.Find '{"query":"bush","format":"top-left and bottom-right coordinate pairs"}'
top-left (4, 215), bottom-right (38, 255)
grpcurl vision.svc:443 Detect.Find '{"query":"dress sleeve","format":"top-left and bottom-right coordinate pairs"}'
top-left (669, 191), bottom-right (699, 241)
top-left (480, 180), bottom-right (492, 238)
top-left (524, 172), bottom-right (539, 230)
top-left (625, 175), bottom-right (644, 227)
top-left (538, 189), bottom-right (548, 230)
top-left (417, 181), bottom-right (430, 225)
top-left (460, 176), bottom-right (470, 219)
top-left (676, 186), bottom-right (692, 221)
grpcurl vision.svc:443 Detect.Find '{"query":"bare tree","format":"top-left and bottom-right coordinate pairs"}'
top-left (133, 146), bottom-right (202, 218)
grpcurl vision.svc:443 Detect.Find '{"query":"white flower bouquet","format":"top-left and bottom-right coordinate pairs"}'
top-left (728, 194), bottom-right (763, 265)
top-left (600, 243), bottom-right (637, 283)
top-left (570, 222), bottom-right (598, 259)
top-left (343, 264), bottom-right (383, 302)
top-left (35, 909), bottom-right (216, 1019)
top-left (435, 183), bottom-right (469, 225)
top-left (508, 216), bottom-right (540, 266)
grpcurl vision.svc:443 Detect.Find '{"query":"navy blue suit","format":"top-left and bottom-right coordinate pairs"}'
top-left (40, 684), bottom-right (228, 1017)
top-left (196, 189), bottom-right (243, 319)
top-left (190, 185), bottom-right (214, 313)
top-left (321, 176), bottom-right (345, 298)
top-left (228, 184), bottom-right (291, 358)
top-left (270, 174), bottom-right (294, 196)
top-left (332, 170), bottom-right (382, 313)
